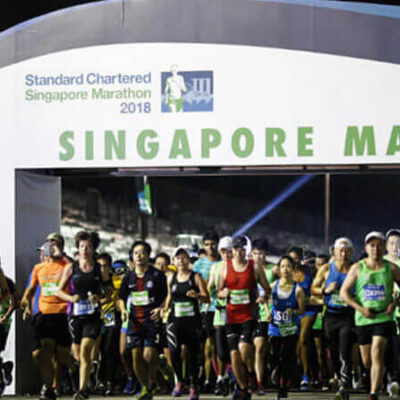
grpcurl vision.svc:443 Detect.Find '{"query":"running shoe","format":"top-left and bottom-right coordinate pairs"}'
top-left (232, 388), bottom-right (251, 400)
top-left (39, 385), bottom-right (57, 400)
top-left (334, 387), bottom-right (349, 400)
top-left (105, 381), bottom-right (113, 397)
top-left (257, 382), bottom-right (266, 396)
top-left (2, 362), bottom-right (12, 386)
top-left (123, 376), bottom-right (139, 395)
top-left (367, 394), bottom-right (378, 400)
top-left (215, 379), bottom-right (223, 395)
top-left (137, 386), bottom-right (152, 400)
top-left (202, 381), bottom-right (214, 394)
top-left (388, 381), bottom-right (400, 399)
top-left (248, 373), bottom-right (257, 393)
top-left (73, 391), bottom-right (85, 400)
top-left (172, 382), bottom-right (183, 397)
top-left (300, 375), bottom-right (310, 391)
top-left (189, 387), bottom-right (199, 400)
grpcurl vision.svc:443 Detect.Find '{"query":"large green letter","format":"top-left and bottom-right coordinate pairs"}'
top-left (386, 126), bottom-right (400, 155)
top-left (105, 130), bottom-right (126, 160)
top-left (265, 128), bottom-right (286, 157)
top-left (202, 129), bottom-right (221, 158)
top-left (137, 130), bottom-right (159, 160)
top-left (59, 131), bottom-right (74, 161)
top-left (231, 128), bottom-right (254, 158)
top-left (169, 130), bottom-right (191, 159)
top-left (344, 126), bottom-right (376, 156)
top-left (298, 127), bottom-right (313, 156)
top-left (85, 130), bottom-right (94, 160)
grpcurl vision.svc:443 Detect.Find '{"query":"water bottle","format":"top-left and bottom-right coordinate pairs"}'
top-left (87, 291), bottom-right (99, 308)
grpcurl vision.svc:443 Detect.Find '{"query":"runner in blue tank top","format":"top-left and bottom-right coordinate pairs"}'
top-left (267, 255), bottom-right (305, 400)
top-left (311, 237), bottom-right (354, 400)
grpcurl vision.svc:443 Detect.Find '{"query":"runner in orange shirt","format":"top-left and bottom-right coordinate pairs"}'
top-left (21, 238), bottom-right (74, 400)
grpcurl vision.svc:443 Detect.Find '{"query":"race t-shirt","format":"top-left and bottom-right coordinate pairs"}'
top-left (31, 258), bottom-right (69, 314)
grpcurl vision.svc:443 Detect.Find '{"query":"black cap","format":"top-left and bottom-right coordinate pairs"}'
top-left (232, 235), bottom-right (247, 248)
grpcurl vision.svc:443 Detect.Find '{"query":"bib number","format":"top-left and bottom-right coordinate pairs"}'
top-left (42, 282), bottom-right (60, 297)
top-left (73, 300), bottom-right (95, 316)
top-left (330, 292), bottom-right (347, 307)
top-left (363, 284), bottom-right (386, 301)
top-left (174, 301), bottom-right (195, 317)
top-left (130, 291), bottom-right (150, 306)
top-left (279, 322), bottom-right (297, 337)
top-left (230, 289), bottom-right (250, 305)
top-left (103, 312), bottom-right (116, 327)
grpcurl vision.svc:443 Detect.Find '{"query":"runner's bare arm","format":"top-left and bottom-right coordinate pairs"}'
top-left (191, 274), bottom-right (210, 303)
top-left (217, 263), bottom-right (229, 299)
top-left (57, 263), bottom-right (78, 303)
top-left (340, 263), bottom-right (364, 313)
top-left (255, 263), bottom-right (271, 297)
top-left (296, 286), bottom-right (306, 315)
top-left (311, 263), bottom-right (329, 296)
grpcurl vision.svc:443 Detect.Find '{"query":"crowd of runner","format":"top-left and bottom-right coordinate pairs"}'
top-left (1, 229), bottom-right (400, 400)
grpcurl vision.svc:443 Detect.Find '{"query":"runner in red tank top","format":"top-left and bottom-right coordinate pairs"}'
top-left (218, 236), bottom-right (271, 400)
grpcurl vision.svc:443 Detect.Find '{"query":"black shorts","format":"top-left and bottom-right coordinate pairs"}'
top-left (226, 320), bottom-right (256, 351)
top-left (69, 316), bottom-right (102, 344)
top-left (253, 322), bottom-right (268, 339)
top-left (201, 312), bottom-right (215, 341)
top-left (356, 321), bottom-right (395, 345)
top-left (35, 313), bottom-right (72, 347)
top-left (126, 321), bottom-right (161, 349)
top-left (0, 324), bottom-right (10, 352)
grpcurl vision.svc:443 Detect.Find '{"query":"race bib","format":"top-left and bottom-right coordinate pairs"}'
top-left (279, 321), bottom-right (297, 337)
top-left (73, 300), bottom-right (95, 316)
top-left (363, 284), bottom-right (386, 301)
top-left (230, 289), bottom-right (250, 305)
top-left (330, 292), bottom-right (347, 307)
top-left (174, 301), bottom-right (195, 317)
top-left (42, 282), bottom-right (60, 297)
top-left (130, 291), bottom-right (150, 306)
top-left (103, 312), bottom-right (116, 327)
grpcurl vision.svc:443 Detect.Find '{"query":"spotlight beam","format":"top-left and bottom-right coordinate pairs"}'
top-left (233, 175), bottom-right (315, 237)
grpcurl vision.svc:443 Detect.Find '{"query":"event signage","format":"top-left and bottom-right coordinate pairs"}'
top-left (3, 43), bottom-right (400, 168)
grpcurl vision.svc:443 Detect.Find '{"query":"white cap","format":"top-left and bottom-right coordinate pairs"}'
top-left (333, 237), bottom-right (353, 249)
top-left (386, 229), bottom-right (400, 239)
top-left (218, 236), bottom-right (233, 252)
top-left (365, 231), bottom-right (386, 244)
top-left (172, 247), bottom-right (190, 258)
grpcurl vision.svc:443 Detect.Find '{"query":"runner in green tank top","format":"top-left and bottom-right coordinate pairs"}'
top-left (207, 236), bottom-right (232, 396)
top-left (340, 231), bottom-right (400, 400)
top-left (383, 229), bottom-right (400, 398)
top-left (251, 239), bottom-right (278, 394)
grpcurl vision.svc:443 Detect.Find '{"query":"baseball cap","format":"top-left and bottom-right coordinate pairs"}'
top-left (46, 232), bottom-right (65, 250)
top-left (173, 247), bottom-right (190, 258)
top-left (365, 231), bottom-right (385, 244)
top-left (386, 229), bottom-right (400, 239)
top-left (232, 235), bottom-right (247, 248)
top-left (333, 237), bottom-right (353, 249)
top-left (218, 236), bottom-right (233, 251)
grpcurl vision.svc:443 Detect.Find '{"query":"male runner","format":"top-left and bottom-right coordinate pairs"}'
top-left (21, 239), bottom-right (73, 400)
top-left (341, 231), bottom-right (400, 400)
top-left (311, 237), bottom-right (354, 400)
top-left (251, 238), bottom-right (278, 394)
top-left (218, 236), bottom-right (270, 400)
top-left (193, 231), bottom-right (220, 393)
top-left (118, 240), bottom-right (167, 400)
